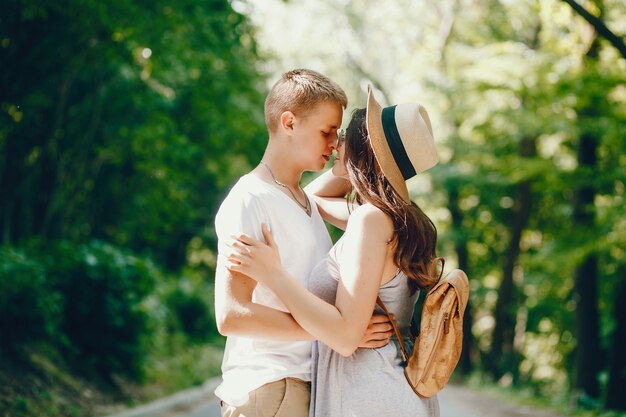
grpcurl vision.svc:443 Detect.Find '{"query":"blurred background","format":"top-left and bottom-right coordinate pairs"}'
top-left (0, 0), bottom-right (624, 416)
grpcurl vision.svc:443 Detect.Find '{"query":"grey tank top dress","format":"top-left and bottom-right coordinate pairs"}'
top-left (308, 237), bottom-right (440, 417)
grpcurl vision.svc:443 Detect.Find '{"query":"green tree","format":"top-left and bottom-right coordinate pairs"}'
top-left (0, 0), bottom-right (269, 398)
top-left (0, 0), bottom-right (268, 270)
top-left (244, 0), bottom-right (626, 409)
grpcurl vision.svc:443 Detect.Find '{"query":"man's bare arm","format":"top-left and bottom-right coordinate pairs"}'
top-left (215, 263), bottom-right (313, 340)
top-left (216, 261), bottom-right (393, 345)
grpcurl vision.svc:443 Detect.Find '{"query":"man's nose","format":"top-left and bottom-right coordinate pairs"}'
top-left (330, 131), bottom-right (341, 149)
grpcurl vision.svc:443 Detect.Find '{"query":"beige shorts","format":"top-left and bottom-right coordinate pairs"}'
top-left (220, 377), bottom-right (310, 417)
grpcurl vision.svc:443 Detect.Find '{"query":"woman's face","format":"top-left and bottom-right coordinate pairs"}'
top-left (331, 128), bottom-right (348, 178)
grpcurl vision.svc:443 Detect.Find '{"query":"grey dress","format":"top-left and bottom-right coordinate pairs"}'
top-left (308, 237), bottom-right (440, 417)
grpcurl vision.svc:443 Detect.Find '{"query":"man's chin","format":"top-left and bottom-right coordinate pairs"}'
top-left (315, 161), bottom-right (328, 171)
top-left (303, 163), bottom-right (326, 173)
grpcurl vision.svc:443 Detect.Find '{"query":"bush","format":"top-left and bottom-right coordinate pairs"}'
top-left (37, 240), bottom-right (157, 383)
top-left (165, 287), bottom-right (216, 343)
top-left (1, 240), bottom-right (225, 389)
top-left (0, 248), bottom-right (62, 354)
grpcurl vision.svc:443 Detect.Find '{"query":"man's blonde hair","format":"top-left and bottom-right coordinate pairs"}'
top-left (264, 69), bottom-right (348, 133)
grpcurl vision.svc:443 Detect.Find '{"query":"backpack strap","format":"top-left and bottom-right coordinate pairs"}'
top-left (375, 257), bottom-right (445, 364)
top-left (376, 296), bottom-right (409, 363)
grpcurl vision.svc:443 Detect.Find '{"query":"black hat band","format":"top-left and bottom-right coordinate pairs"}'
top-left (381, 106), bottom-right (416, 180)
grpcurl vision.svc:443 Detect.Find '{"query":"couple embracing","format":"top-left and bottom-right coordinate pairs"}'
top-left (214, 69), bottom-right (442, 417)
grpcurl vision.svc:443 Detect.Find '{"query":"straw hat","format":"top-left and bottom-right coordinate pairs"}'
top-left (366, 85), bottom-right (438, 203)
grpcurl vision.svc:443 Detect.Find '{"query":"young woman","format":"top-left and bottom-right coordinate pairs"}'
top-left (226, 86), bottom-right (441, 416)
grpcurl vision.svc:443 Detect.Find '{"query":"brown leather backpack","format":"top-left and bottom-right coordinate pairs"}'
top-left (376, 266), bottom-right (470, 398)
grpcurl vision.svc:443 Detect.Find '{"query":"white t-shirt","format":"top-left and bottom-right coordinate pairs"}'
top-left (214, 174), bottom-right (332, 406)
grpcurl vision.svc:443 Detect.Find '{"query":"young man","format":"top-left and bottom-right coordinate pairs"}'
top-left (214, 69), bottom-right (391, 417)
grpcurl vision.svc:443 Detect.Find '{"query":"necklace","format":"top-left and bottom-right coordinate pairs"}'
top-left (260, 161), bottom-right (311, 216)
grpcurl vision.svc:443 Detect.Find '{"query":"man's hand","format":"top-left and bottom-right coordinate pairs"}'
top-left (358, 313), bottom-right (394, 349)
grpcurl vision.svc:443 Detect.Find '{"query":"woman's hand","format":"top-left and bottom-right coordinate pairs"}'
top-left (359, 314), bottom-right (394, 348)
top-left (226, 223), bottom-right (284, 285)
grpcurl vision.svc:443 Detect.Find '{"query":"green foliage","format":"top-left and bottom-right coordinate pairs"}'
top-left (1, 0), bottom-right (624, 413)
top-left (141, 273), bottom-right (223, 396)
top-left (1, 241), bottom-right (157, 383)
top-left (0, 242), bottom-right (225, 415)
top-left (1, 0), bottom-right (265, 413)
top-left (164, 284), bottom-right (217, 343)
top-left (0, 248), bottom-right (61, 353)
top-left (40, 240), bottom-right (156, 383)
top-left (143, 334), bottom-right (224, 395)
top-left (0, 0), bottom-right (268, 270)
top-left (247, 0), bottom-right (626, 410)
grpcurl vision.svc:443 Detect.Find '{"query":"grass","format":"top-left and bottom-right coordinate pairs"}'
top-left (0, 349), bottom-right (108, 417)
top-left (459, 372), bottom-right (626, 417)
top-left (140, 335), bottom-right (225, 401)
top-left (0, 337), bottom-right (225, 417)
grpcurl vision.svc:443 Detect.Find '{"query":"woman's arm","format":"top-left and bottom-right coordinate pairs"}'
top-left (227, 205), bottom-right (393, 356)
top-left (304, 170), bottom-right (353, 230)
top-left (304, 168), bottom-right (351, 197)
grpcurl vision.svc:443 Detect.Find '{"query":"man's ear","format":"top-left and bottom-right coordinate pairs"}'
top-left (279, 111), bottom-right (295, 136)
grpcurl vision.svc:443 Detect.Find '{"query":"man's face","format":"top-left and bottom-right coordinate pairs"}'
top-left (291, 100), bottom-right (343, 172)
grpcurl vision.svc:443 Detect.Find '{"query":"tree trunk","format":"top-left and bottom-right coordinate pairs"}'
top-left (571, 2), bottom-right (602, 400)
top-left (0, 2), bottom-right (24, 244)
top-left (605, 274), bottom-right (626, 410)
top-left (448, 186), bottom-right (475, 375)
top-left (572, 256), bottom-right (601, 398)
top-left (488, 136), bottom-right (536, 380)
top-left (0, 134), bottom-right (21, 244)
top-left (571, 129), bottom-right (601, 399)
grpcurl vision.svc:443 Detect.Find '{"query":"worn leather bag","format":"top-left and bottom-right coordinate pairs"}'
top-left (376, 264), bottom-right (470, 398)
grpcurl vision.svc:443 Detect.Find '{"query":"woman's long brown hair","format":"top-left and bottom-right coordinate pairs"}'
top-left (343, 108), bottom-right (438, 293)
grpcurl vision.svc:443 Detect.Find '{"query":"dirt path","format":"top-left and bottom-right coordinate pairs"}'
top-left (438, 384), bottom-right (566, 417)
top-left (152, 383), bottom-right (567, 417)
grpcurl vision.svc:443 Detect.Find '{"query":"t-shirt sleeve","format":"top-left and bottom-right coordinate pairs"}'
top-left (215, 190), bottom-right (267, 262)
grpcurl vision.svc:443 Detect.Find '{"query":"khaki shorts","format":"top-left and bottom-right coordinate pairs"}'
top-left (220, 377), bottom-right (310, 417)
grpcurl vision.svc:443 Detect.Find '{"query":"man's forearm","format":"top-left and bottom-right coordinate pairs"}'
top-left (217, 299), bottom-right (314, 341)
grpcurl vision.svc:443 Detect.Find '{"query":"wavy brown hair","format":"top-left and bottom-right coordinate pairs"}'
top-left (343, 108), bottom-right (439, 293)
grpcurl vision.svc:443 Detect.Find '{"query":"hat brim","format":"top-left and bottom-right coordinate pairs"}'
top-left (366, 86), bottom-right (411, 203)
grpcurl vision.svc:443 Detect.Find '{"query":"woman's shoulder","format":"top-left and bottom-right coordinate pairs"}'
top-left (350, 202), bottom-right (386, 217)
top-left (350, 201), bottom-right (380, 214)
top-left (348, 203), bottom-right (393, 232)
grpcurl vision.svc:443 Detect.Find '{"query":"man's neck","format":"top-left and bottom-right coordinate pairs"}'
top-left (258, 149), bottom-right (303, 189)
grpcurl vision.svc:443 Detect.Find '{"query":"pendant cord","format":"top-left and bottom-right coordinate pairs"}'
top-left (260, 161), bottom-right (311, 216)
